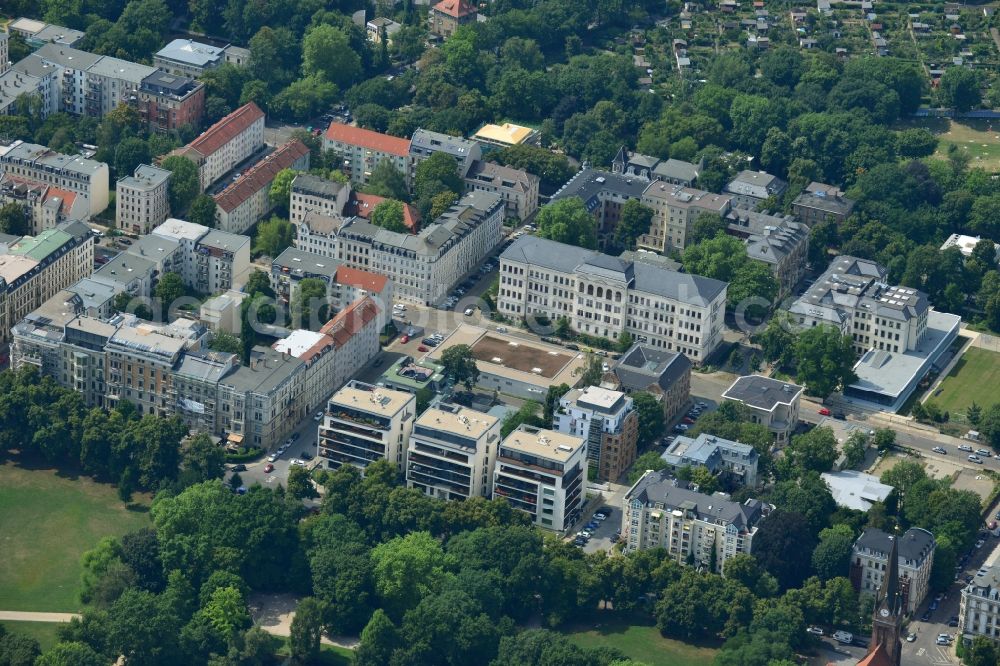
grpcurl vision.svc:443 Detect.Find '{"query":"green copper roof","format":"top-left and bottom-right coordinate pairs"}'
top-left (10, 229), bottom-right (73, 261)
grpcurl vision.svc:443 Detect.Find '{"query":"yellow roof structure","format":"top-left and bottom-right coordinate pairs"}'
top-left (473, 123), bottom-right (535, 146)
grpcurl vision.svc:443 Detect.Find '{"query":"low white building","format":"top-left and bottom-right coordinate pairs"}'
top-left (494, 425), bottom-right (586, 530)
top-left (821, 470), bottom-right (894, 511)
top-left (941, 233), bottom-right (1000, 263)
top-left (0, 141), bottom-right (109, 218)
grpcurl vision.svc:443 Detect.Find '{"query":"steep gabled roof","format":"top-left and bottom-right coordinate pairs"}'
top-left (188, 102), bottom-right (264, 158)
top-left (324, 123), bottom-right (410, 158)
top-left (213, 140), bottom-right (309, 213)
top-left (432, 0), bottom-right (477, 18)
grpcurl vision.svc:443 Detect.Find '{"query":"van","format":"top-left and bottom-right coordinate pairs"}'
top-left (833, 630), bottom-right (853, 644)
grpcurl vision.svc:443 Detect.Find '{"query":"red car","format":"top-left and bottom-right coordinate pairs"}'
top-left (819, 407), bottom-right (831, 416)
top-left (418, 345), bottom-right (429, 352)
top-left (400, 334), bottom-right (410, 344)
top-left (263, 463), bottom-right (274, 473)
top-left (682, 417), bottom-right (694, 424)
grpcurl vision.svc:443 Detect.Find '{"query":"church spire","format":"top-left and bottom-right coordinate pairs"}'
top-left (877, 533), bottom-right (902, 618)
top-left (861, 532), bottom-right (903, 666)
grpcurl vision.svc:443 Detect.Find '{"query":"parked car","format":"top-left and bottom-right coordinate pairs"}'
top-left (976, 539), bottom-right (985, 549)
top-left (936, 636), bottom-right (951, 646)
top-left (958, 444), bottom-right (974, 452)
top-left (833, 411), bottom-right (845, 419)
top-left (696, 401), bottom-right (708, 409)
top-left (833, 631), bottom-right (853, 644)
top-left (230, 464), bottom-right (247, 472)
top-left (930, 600), bottom-right (940, 611)
top-left (267, 454), bottom-right (278, 463)
top-left (263, 463), bottom-right (274, 473)
top-left (921, 610), bottom-right (931, 621)
top-left (422, 338), bottom-right (439, 347)
top-left (906, 633), bottom-right (916, 642)
top-left (932, 446), bottom-right (947, 454)
top-left (977, 448), bottom-right (991, 456)
top-left (674, 424), bottom-right (690, 432)
top-left (291, 432), bottom-right (301, 441)
top-left (418, 345), bottom-right (429, 352)
top-left (806, 626), bottom-right (824, 636)
top-left (400, 335), bottom-right (410, 344)
top-left (969, 455), bottom-right (983, 464)
top-left (818, 407), bottom-right (831, 416)
top-left (313, 411), bottom-right (324, 422)
top-left (565, 344), bottom-right (580, 351)
top-left (301, 452), bottom-right (313, 460)
top-left (949, 617), bottom-right (959, 627)
top-left (290, 459), bottom-right (306, 467)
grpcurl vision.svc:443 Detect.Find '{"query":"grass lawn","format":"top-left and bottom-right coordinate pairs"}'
top-left (896, 117), bottom-right (1000, 171)
top-left (270, 636), bottom-right (353, 665)
top-left (932, 347), bottom-right (1000, 420)
top-left (0, 463), bottom-right (151, 612)
top-left (0, 621), bottom-right (64, 651)
top-left (563, 617), bottom-right (718, 666)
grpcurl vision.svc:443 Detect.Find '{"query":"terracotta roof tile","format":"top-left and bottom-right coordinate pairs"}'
top-left (432, 0), bottom-right (477, 18)
top-left (335, 266), bottom-right (389, 293)
top-left (347, 192), bottom-right (420, 230)
top-left (320, 296), bottom-right (379, 345)
top-left (324, 123), bottom-right (410, 158)
top-left (213, 140), bottom-right (309, 213)
top-left (188, 102), bottom-right (264, 158)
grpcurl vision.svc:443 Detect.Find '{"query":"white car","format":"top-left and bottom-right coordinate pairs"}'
top-left (806, 626), bottom-right (823, 636)
top-left (313, 411), bottom-right (324, 422)
top-left (932, 446), bottom-right (947, 454)
top-left (495, 326), bottom-right (508, 333)
top-left (464, 307), bottom-right (475, 316)
top-left (969, 455), bottom-right (983, 464)
top-left (833, 630), bottom-right (853, 644)
top-left (290, 459), bottom-right (306, 467)
top-left (267, 454), bottom-right (278, 463)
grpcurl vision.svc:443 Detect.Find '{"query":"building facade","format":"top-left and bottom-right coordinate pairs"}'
top-left (0, 175), bottom-right (88, 233)
top-left (154, 39), bottom-right (248, 78)
top-left (725, 209), bottom-right (808, 298)
top-left (407, 404), bottom-right (500, 501)
top-left (0, 141), bottom-right (109, 218)
top-left (791, 182), bottom-right (855, 226)
top-left (136, 70), bottom-right (205, 133)
top-left (319, 381), bottom-right (416, 473)
top-left (429, 0), bottom-right (478, 38)
top-left (638, 181), bottom-right (732, 252)
top-left (323, 123), bottom-right (411, 187)
top-left (289, 173), bottom-right (350, 225)
top-left (661, 433), bottom-right (759, 488)
top-left (721, 375), bottom-right (803, 445)
top-left (213, 139), bottom-right (310, 234)
top-left (150, 218), bottom-right (251, 294)
top-left (851, 528), bottom-right (936, 615)
top-left (116, 164), bottom-right (171, 234)
top-left (610, 343), bottom-right (691, 424)
top-left (554, 385), bottom-right (638, 482)
top-left (493, 425), bottom-right (586, 530)
top-left (622, 469), bottom-right (771, 573)
top-left (170, 102), bottom-right (265, 191)
top-left (463, 160), bottom-right (539, 222)
top-left (960, 566), bottom-right (1000, 643)
top-left (498, 236), bottom-right (728, 364)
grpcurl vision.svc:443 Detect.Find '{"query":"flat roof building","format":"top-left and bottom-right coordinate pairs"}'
top-left (554, 385), bottom-right (638, 482)
top-left (722, 375), bottom-right (803, 445)
top-left (407, 403), bottom-right (501, 501)
top-left (320, 380), bottom-right (416, 473)
top-left (661, 433), bottom-right (759, 488)
top-left (473, 123), bottom-right (538, 149)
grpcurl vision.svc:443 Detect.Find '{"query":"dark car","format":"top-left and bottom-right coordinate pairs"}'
top-left (921, 610), bottom-right (931, 621)
top-left (421, 338), bottom-right (439, 347)
top-left (565, 344), bottom-right (580, 351)
top-left (301, 451), bottom-right (314, 460)
top-left (291, 432), bottom-right (301, 441)
top-left (833, 411), bottom-right (846, 419)
top-left (230, 464), bottom-right (247, 472)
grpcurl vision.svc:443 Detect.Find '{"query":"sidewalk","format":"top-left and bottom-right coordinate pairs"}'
top-left (0, 611), bottom-right (80, 622)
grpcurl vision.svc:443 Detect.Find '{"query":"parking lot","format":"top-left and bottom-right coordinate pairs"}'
top-left (575, 505), bottom-right (620, 552)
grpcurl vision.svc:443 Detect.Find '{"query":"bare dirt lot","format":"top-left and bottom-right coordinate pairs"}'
top-left (470, 335), bottom-right (572, 378)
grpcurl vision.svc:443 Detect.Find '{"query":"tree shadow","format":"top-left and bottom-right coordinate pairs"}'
top-left (125, 502), bottom-right (150, 513)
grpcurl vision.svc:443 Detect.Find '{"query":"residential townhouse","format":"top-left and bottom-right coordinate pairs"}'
top-left (791, 182), bottom-right (855, 226)
top-left (622, 469), bottom-right (772, 573)
top-left (721, 375), bottom-right (803, 445)
top-left (336, 191), bottom-right (503, 304)
top-left (0, 174), bottom-right (89, 233)
top-left (218, 345), bottom-right (306, 449)
top-left (408, 129), bottom-right (481, 178)
top-left (407, 403), bottom-right (501, 501)
top-left (0, 222), bottom-right (94, 343)
top-left (638, 181), bottom-right (732, 253)
top-left (611, 146), bottom-right (700, 186)
top-left (319, 381), bottom-right (416, 473)
top-left (497, 235), bottom-right (728, 364)
top-left (661, 433), bottom-right (759, 488)
top-left (213, 139), bottom-right (310, 234)
top-left (116, 164), bottom-right (171, 234)
top-left (429, 0), bottom-right (478, 38)
top-left (550, 169), bottom-right (649, 248)
top-left (319, 296), bottom-right (381, 395)
top-left (960, 566), bottom-right (1000, 642)
top-left (0, 140), bottom-right (109, 218)
top-left (493, 425), bottom-right (587, 531)
top-left (725, 208), bottom-right (808, 298)
top-left (170, 102), bottom-right (265, 191)
top-left (8, 18), bottom-right (83, 48)
top-left (463, 160), bottom-right (539, 222)
top-left (609, 343), bottom-right (692, 425)
top-left (553, 385), bottom-right (638, 482)
top-left (289, 173), bottom-right (351, 225)
top-left (272, 329), bottom-right (336, 418)
top-left (0, 69), bottom-right (48, 116)
top-left (136, 70), bottom-right (205, 133)
top-left (851, 528), bottom-right (936, 615)
top-left (323, 123), bottom-right (411, 187)
top-left (0, 33), bottom-right (6, 76)
top-left (724, 170), bottom-right (788, 209)
top-left (150, 218), bottom-right (251, 294)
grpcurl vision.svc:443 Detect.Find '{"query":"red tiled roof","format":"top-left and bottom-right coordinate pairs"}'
top-left (324, 123), bottom-right (410, 158)
top-left (347, 192), bottom-right (420, 231)
top-left (320, 296), bottom-right (379, 346)
top-left (188, 102), bottom-right (264, 158)
top-left (335, 266), bottom-right (389, 293)
top-left (855, 644), bottom-right (895, 666)
top-left (45, 185), bottom-right (77, 213)
top-left (432, 0), bottom-right (477, 18)
top-left (213, 140), bottom-right (310, 213)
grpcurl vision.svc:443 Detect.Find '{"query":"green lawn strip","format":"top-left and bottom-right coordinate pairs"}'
top-left (0, 464), bottom-right (151, 612)
top-left (933, 348), bottom-right (1000, 418)
top-left (0, 621), bottom-right (64, 652)
top-left (562, 616), bottom-right (719, 666)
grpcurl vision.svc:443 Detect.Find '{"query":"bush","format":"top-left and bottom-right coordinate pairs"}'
top-left (224, 447), bottom-right (264, 463)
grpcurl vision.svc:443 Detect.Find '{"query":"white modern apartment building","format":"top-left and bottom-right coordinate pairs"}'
top-left (289, 173), bottom-right (350, 224)
top-left (213, 139), bottom-right (310, 234)
top-left (337, 191), bottom-right (503, 304)
top-left (116, 164), bottom-right (171, 234)
top-left (0, 141), bottom-right (109, 218)
top-left (493, 425), bottom-right (586, 530)
top-left (407, 404), bottom-right (501, 501)
top-left (623, 469), bottom-right (772, 574)
top-left (150, 218), bottom-right (251, 294)
top-left (721, 375), bottom-right (803, 445)
top-left (170, 102), bottom-right (265, 191)
top-left (553, 385), bottom-right (638, 482)
top-left (497, 236), bottom-right (728, 364)
top-left (960, 566), bottom-right (1000, 642)
top-left (319, 380), bottom-right (416, 473)
top-left (154, 39), bottom-right (249, 78)
top-left (851, 528), bottom-right (936, 615)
